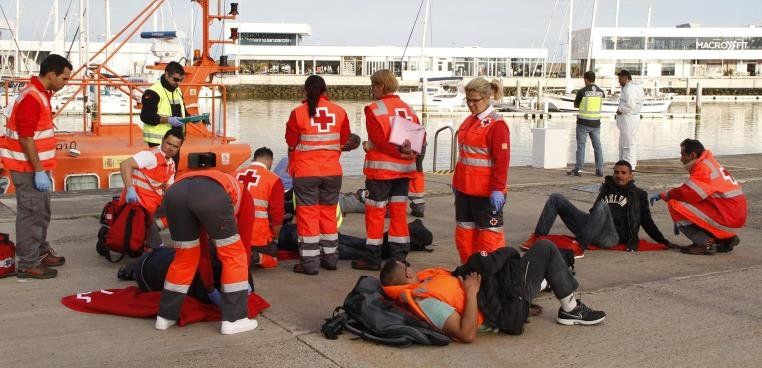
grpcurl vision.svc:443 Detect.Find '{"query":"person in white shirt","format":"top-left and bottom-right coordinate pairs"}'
top-left (615, 70), bottom-right (644, 170)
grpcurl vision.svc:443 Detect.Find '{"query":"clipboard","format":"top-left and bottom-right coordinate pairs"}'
top-left (388, 116), bottom-right (425, 154)
top-left (178, 113), bottom-right (210, 124)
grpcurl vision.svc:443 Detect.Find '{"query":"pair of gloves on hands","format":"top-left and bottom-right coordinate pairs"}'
top-left (449, 188), bottom-right (506, 212)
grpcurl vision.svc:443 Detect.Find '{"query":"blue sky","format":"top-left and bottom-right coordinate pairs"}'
top-left (2, 0), bottom-right (760, 50)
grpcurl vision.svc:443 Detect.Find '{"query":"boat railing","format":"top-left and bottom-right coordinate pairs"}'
top-left (2, 79), bottom-right (232, 147)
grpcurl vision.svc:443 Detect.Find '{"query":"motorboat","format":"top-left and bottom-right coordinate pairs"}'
top-left (398, 77), bottom-right (466, 110)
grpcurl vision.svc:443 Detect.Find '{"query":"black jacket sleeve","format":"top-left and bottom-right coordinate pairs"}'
top-left (140, 89), bottom-right (161, 126)
top-left (638, 190), bottom-right (668, 243)
top-left (451, 247), bottom-right (516, 278)
top-left (574, 88), bottom-right (584, 108)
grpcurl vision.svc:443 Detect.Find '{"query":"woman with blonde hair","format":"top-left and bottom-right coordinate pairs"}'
top-left (452, 78), bottom-right (510, 263)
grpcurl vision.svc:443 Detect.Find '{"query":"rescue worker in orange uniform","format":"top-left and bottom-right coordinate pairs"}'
top-left (408, 144), bottom-right (426, 218)
top-left (235, 147), bottom-right (284, 269)
top-left (352, 69), bottom-right (421, 271)
top-left (155, 169), bottom-right (259, 335)
top-left (0, 54), bottom-right (71, 279)
top-left (285, 75), bottom-right (350, 275)
top-left (453, 78), bottom-right (510, 263)
top-left (119, 128), bottom-right (184, 248)
top-left (650, 139), bottom-right (747, 255)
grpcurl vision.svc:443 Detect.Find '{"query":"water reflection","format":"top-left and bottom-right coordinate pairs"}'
top-left (55, 100), bottom-right (762, 175)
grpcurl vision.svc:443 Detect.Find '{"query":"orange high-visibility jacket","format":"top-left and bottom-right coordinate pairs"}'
top-left (453, 111), bottom-right (508, 197)
top-left (289, 97), bottom-right (347, 177)
top-left (128, 147), bottom-right (175, 213)
top-left (363, 97), bottom-right (420, 180)
top-left (1, 84), bottom-right (56, 172)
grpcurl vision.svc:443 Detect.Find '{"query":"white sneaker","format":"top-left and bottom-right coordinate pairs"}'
top-left (155, 316), bottom-right (176, 330)
top-left (221, 318), bottom-right (258, 335)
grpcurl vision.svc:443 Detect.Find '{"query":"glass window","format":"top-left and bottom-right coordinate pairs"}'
top-left (602, 36), bottom-right (762, 50)
top-left (661, 63), bottom-right (675, 76)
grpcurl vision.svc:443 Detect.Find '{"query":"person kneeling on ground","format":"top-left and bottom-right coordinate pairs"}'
top-left (523, 160), bottom-right (671, 252)
top-left (380, 240), bottom-right (606, 343)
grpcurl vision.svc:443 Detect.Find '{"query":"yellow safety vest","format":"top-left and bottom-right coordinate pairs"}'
top-left (578, 86), bottom-right (603, 121)
top-left (143, 80), bottom-right (186, 145)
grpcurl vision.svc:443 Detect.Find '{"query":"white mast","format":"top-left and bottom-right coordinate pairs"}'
top-left (419, 0), bottom-right (431, 115)
top-left (585, 0), bottom-right (598, 72)
top-left (105, 0), bottom-right (111, 59)
top-left (611, 0), bottom-right (620, 91)
top-left (14, 0), bottom-right (19, 74)
top-left (565, 0), bottom-right (573, 93)
top-left (641, 0), bottom-right (653, 78)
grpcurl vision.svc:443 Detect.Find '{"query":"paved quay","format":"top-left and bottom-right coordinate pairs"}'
top-left (1, 153), bottom-right (761, 368)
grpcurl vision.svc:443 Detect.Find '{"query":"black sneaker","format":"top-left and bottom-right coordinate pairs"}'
top-left (595, 170), bottom-right (604, 177)
top-left (680, 239), bottom-right (717, 255)
top-left (716, 236), bottom-right (740, 253)
top-left (566, 169), bottom-right (582, 177)
top-left (351, 258), bottom-right (381, 271)
top-left (557, 300), bottom-right (606, 326)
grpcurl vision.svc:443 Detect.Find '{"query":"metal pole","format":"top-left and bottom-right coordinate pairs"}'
top-left (515, 79), bottom-right (521, 108)
top-left (536, 79), bottom-right (543, 110)
top-left (105, 0), bottom-right (111, 59)
top-left (419, 0), bottom-right (431, 125)
top-left (565, 0), bottom-right (573, 93)
top-left (611, 0), bottom-right (620, 91)
top-left (585, 0), bottom-right (598, 72)
top-left (15, 0), bottom-right (19, 74)
top-left (695, 81), bottom-right (702, 118)
top-left (641, 0), bottom-right (653, 78)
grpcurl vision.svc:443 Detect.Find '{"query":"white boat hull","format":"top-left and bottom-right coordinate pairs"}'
top-left (546, 94), bottom-right (672, 114)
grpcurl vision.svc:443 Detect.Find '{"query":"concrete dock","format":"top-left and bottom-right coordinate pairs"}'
top-left (1, 154), bottom-right (761, 368)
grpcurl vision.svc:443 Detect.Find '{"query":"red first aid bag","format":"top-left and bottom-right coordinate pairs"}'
top-left (102, 203), bottom-right (151, 263)
top-left (0, 232), bottom-right (16, 278)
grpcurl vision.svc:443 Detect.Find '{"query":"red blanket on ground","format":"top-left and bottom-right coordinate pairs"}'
top-left (276, 250), bottom-right (300, 260)
top-left (61, 286), bottom-right (270, 326)
top-left (536, 235), bottom-right (668, 257)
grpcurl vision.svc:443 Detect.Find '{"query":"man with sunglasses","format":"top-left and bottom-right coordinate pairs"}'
top-left (141, 61), bottom-right (187, 148)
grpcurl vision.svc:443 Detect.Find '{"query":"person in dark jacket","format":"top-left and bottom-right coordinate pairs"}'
top-left (523, 160), bottom-right (672, 252)
top-left (380, 240), bottom-right (606, 343)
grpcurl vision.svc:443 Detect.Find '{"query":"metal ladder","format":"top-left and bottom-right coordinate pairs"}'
top-left (432, 126), bottom-right (458, 172)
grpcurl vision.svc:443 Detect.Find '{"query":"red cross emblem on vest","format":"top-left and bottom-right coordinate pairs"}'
top-left (310, 107), bottom-right (336, 133)
top-left (394, 108), bottom-right (411, 121)
top-left (237, 169), bottom-right (261, 191)
top-left (489, 217), bottom-right (499, 226)
top-left (480, 117), bottom-right (493, 128)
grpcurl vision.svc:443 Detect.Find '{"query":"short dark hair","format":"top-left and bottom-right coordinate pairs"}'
top-left (583, 71), bottom-right (596, 82)
top-left (614, 160), bottom-right (632, 172)
top-left (379, 260), bottom-right (406, 286)
top-left (680, 138), bottom-right (705, 157)
top-left (165, 61), bottom-right (185, 76)
top-left (617, 69), bottom-right (632, 80)
top-left (253, 147), bottom-right (274, 160)
top-left (342, 133), bottom-right (361, 152)
top-left (39, 54), bottom-right (73, 77)
top-left (163, 127), bottom-right (185, 142)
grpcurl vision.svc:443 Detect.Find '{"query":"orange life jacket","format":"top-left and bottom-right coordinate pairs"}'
top-left (0, 82), bottom-right (57, 172)
top-left (383, 268), bottom-right (485, 328)
top-left (291, 97), bottom-right (346, 177)
top-left (453, 111), bottom-right (506, 197)
top-left (363, 96), bottom-right (419, 180)
top-left (236, 161), bottom-right (280, 246)
top-left (129, 147), bottom-right (175, 213)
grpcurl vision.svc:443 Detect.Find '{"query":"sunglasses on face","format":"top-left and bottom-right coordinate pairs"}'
top-left (171, 76), bottom-right (184, 83)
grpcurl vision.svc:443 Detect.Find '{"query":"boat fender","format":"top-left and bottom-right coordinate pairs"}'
top-left (69, 149), bottom-right (81, 158)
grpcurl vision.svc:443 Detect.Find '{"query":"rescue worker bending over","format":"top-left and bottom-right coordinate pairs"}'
top-left (120, 128), bottom-right (184, 248)
top-left (453, 78), bottom-right (510, 263)
top-left (352, 69), bottom-right (422, 271)
top-left (235, 147), bottom-right (285, 269)
top-left (380, 240), bottom-right (606, 343)
top-left (155, 169), bottom-right (258, 335)
top-left (140, 61), bottom-right (186, 148)
top-left (285, 75), bottom-right (351, 275)
top-left (650, 139), bottom-right (747, 255)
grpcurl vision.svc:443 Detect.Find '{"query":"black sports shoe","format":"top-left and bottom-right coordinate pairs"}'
top-left (566, 169), bottom-right (582, 177)
top-left (595, 170), bottom-right (604, 177)
top-left (351, 258), bottom-right (381, 271)
top-left (557, 300), bottom-right (606, 326)
top-left (716, 236), bottom-right (740, 253)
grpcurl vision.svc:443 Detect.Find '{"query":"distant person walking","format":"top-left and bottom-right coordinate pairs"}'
top-left (1, 54), bottom-right (72, 279)
top-left (615, 69), bottom-right (643, 170)
top-left (568, 71), bottom-right (605, 177)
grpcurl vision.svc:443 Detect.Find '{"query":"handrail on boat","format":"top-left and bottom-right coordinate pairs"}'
top-left (432, 125), bottom-right (458, 172)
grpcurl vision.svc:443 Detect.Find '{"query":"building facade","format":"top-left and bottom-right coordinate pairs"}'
top-left (572, 25), bottom-right (762, 78)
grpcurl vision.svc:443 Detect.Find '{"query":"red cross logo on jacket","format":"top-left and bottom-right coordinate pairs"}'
top-left (310, 107), bottom-right (336, 133)
top-left (394, 108), bottom-right (411, 121)
top-left (237, 169), bottom-right (261, 191)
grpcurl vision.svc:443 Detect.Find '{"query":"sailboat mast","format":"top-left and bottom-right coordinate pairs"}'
top-left (641, 0), bottom-right (653, 78)
top-left (611, 0), bottom-right (620, 91)
top-left (419, 0), bottom-right (430, 117)
top-left (105, 0), bottom-right (111, 59)
top-left (15, 0), bottom-right (19, 74)
top-left (565, 0), bottom-right (573, 93)
top-left (585, 0), bottom-right (598, 72)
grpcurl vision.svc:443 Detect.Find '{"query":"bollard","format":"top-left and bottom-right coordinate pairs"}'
top-left (695, 81), bottom-right (702, 119)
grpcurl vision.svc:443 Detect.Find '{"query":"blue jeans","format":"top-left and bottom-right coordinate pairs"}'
top-left (533, 193), bottom-right (618, 249)
top-left (575, 124), bottom-right (604, 172)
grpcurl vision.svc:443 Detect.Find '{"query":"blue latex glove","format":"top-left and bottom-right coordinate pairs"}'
top-left (125, 186), bottom-right (139, 203)
top-left (207, 289), bottom-right (222, 307)
top-left (34, 171), bottom-right (51, 192)
top-left (168, 116), bottom-right (183, 127)
top-left (490, 191), bottom-right (505, 212)
top-left (673, 223), bottom-right (680, 236)
top-left (649, 193), bottom-right (661, 206)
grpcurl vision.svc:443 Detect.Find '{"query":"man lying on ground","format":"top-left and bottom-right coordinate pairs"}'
top-left (523, 160), bottom-right (671, 252)
top-left (380, 240), bottom-right (606, 343)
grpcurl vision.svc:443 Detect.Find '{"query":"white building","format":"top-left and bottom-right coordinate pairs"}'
top-left (223, 23), bottom-right (548, 79)
top-left (572, 25), bottom-right (762, 78)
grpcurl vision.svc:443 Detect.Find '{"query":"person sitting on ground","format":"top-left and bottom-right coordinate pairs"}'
top-left (650, 139), bottom-right (747, 255)
top-left (522, 160), bottom-right (671, 252)
top-left (380, 240), bottom-right (606, 343)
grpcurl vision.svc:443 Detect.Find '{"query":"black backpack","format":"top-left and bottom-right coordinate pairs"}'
top-left (321, 276), bottom-right (450, 347)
